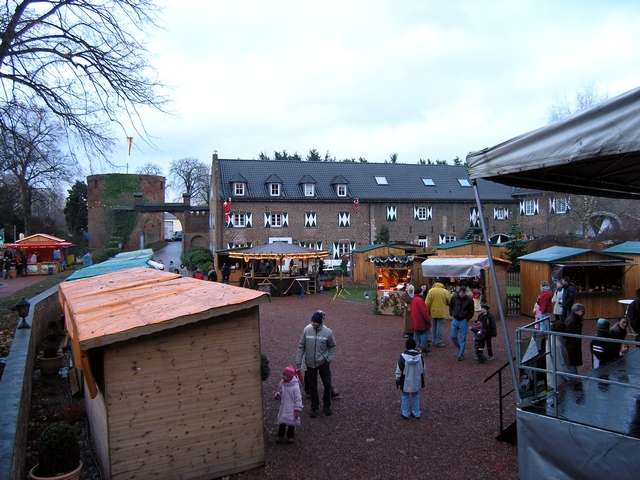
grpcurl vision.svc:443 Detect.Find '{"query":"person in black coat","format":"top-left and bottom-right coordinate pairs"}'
top-left (564, 303), bottom-right (585, 373)
top-left (561, 277), bottom-right (577, 321)
top-left (625, 288), bottom-right (640, 343)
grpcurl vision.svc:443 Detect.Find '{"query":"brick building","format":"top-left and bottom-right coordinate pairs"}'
top-left (209, 156), bottom-right (550, 259)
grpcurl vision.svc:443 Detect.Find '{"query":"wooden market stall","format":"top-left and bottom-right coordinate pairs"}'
top-left (372, 255), bottom-right (415, 315)
top-left (58, 268), bottom-right (269, 480)
top-left (5, 233), bottom-right (73, 275)
top-left (519, 246), bottom-right (628, 319)
top-left (228, 243), bottom-right (329, 296)
top-left (421, 256), bottom-right (510, 314)
top-left (603, 241), bottom-right (640, 299)
top-left (351, 242), bottom-right (431, 285)
top-left (436, 239), bottom-right (508, 259)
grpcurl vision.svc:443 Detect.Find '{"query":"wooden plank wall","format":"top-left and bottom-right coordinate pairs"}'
top-left (520, 261), bottom-right (550, 316)
top-left (103, 308), bottom-right (264, 480)
top-left (352, 246), bottom-right (403, 285)
top-left (83, 382), bottom-right (110, 479)
top-left (620, 254), bottom-right (640, 299)
top-left (575, 294), bottom-right (625, 320)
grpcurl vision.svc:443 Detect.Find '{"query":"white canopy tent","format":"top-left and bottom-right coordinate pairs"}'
top-left (467, 86), bottom-right (640, 198)
top-left (421, 257), bottom-right (491, 278)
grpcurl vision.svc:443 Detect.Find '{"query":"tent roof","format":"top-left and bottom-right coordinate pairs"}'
top-left (603, 241), bottom-right (640, 255)
top-left (5, 233), bottom-right (73, 249)
top-left (227, 243), bottom-right (328, 260)
top-left (519, 246), bottom-right (591, 263)
top-left (59, 267), bottom-right (269, 350)
top-left (421, 256), bottom-right (509, 278)
top-left (466, 86), bottom-right (640, 198)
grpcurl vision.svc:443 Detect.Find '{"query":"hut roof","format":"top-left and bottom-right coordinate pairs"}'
top-left (436, 239), bottom-right (473, 250)
top-left (59, 267), bottom-right (268, 350)
top-left (66, 249), bottom-right (155, 281)
top-left (603, 241), bottom-right (640, 255)
top-left (5, 233), bottom-right (73, 249)
top-left (519, 246), bottom-right (592, 263)
top-left (227, 243), bottom-right (328, 260)
top-left (352, 242), bottom-right (423, 254)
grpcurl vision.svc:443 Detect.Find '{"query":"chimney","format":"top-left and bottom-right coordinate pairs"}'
top-left (182, 193), bottom-right (191, 206)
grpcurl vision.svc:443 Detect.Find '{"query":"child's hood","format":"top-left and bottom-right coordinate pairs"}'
top-left (401, 351), bottom-right (422, 365)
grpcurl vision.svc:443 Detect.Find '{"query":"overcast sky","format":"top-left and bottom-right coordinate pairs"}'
top-left (98, 0), bottom-right (640, 179)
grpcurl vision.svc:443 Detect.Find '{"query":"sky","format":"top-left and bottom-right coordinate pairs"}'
top-left (97, 0), bottom-right (640, 184)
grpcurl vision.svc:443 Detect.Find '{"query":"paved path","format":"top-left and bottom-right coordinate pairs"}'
top-left (0, 275), bottom-right (48, 300)
top-left (154, 241), bottom-right (182, 271)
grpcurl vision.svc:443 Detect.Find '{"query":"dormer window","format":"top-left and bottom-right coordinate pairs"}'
top-left (336, 184), bottom-right (347, 197)
top-left (304, 183), bottom-right (315, 197)
top-left (270, 183), bottom-right (281, 197)
top-left (233, 182), bottom-right (245, 196)
top-left (457, 178), bottom-right (471, 187)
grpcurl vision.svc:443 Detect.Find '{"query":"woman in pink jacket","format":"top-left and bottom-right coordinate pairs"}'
top-left (275, 366), bottom-right (303, 444)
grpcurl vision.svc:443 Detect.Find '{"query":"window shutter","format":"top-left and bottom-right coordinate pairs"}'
top-left (427, 207), bottom-right (433, 220)
top-left (519, 201), bottom-right (525, 215)
top-left (282, 213), bottom-right (289, 227)
top-left (534, 199), bottom-right (539, 215)
top-left (566, 197), bottom-right (571, 211)
top-left (493, 208), bottom-right (498, 220)
top-left (386, 206), bottom-right (397, 221)
top-left (505, 208), bottom-right (510, 220)
top-left (470, 207), bottom-right (479, 227)
top-left (350, 241), bottom-right (356, 253)
top-left (549, 198), bottom-right (556, 214)
top-left (414, 206), bottom-right (419, 220)
top-left (345, 212), bottom-right (351, 227)
top-left (317, 241), bottom-right (323, 250)
top-left (264, 213), bottom-right (271, 228)
top-left (245, 213), bottom-right (252, 228)
top-left (332, 242), bottom-right (339, 259)
top-left (438, 234), bottom-right (446, 245)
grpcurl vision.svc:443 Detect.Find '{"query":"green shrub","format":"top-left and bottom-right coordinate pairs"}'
top-left (181, 247), bottom-right (213, 272)
top-left (36, 422), bottom-right (80, 476)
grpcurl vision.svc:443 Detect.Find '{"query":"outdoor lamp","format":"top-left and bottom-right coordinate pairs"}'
top-left (13, 297), bottom-right (31, 329)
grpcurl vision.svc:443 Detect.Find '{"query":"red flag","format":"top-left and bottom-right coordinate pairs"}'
top-left (223, 198), bottom-right (232, 225)
top-left (353, 197), bottom-right (360, 212)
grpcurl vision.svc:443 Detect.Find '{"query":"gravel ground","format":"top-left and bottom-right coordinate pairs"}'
top-left (236, 294), bottom-right (523, 480)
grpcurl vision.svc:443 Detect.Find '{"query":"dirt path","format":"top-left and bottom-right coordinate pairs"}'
top-left (237, 294), bottom-right (520, 480)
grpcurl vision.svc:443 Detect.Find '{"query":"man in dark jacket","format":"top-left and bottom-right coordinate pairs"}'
top-left (564, 303), bottom-right (585, 373)
top-left (561, 277), bottom-right (577, 321)
top-left (626, 289), bottom-right (640, 343)
top-left (449, 287), bottom-right (475, 361)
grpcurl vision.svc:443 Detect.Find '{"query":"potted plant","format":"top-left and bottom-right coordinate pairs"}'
top-left (38, 334), bottom-right (63, 376)
top-left (29, 422), bottom-right (82, 480)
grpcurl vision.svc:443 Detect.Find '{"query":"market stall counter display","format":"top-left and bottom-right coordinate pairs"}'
top-left (372, 255), bottom-right (414, 315)
top-left (4, 233), bottom-right (73, 275)
top-left (519, 246), bottom-right (627, 319)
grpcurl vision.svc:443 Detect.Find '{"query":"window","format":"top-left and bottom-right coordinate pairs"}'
top-left (422, 178), bottom-right (435, 186)
top-left (336, 242), bottom-right (351, 256)
top-left (556, 198), bottom-right (568, 214)
top-left (416, 207), bottom-right (429, 220)
top-left (375, 176), bottom-right (388, 185)
top-left (524, 199), bottom-right (535, 216)
top-left (336, 184), bottom-right (347, 197)
top-left (270, 183), bottom-right (281, 196)
top-left (496, 208), bottom-right (506, 220)
top-left (270, 213), bottom-right (283, 227)
top-left (457, 178), bottom-right (471, 187)
top-left (338, 211), bottom-right (351, 227)
top-left (418, 235), bottom-right (429, 248)
top-left (231, 213), bottom-right (246, 228)
top-left (304, 183), bottom-right (315, 197)
top-left (233, 182), bottom-right (245, 196)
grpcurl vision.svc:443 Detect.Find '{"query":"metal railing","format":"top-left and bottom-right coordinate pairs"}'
top-left (484, 360), bottom-right (516, 438)
top-left (515, 315), bottom-right (640, 417)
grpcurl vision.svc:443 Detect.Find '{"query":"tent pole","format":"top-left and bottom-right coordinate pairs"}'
top-left (472, 180), bottom-right (521, 403)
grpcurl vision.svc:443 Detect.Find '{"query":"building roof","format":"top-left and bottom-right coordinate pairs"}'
top-left (5, 233), bottom-right (73, 249)
top-left (218, 159), bottom-right (516, 202)
top-left (519, 246), bottom-right (592, 263)
top-left (60, 267), bottom-right (269, 350)
top-left (603, 241), bottom-right (640, 255)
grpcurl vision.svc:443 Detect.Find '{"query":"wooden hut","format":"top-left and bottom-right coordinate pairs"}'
top-left (519, 246), bottom-right (627, 319)
top-left (436, 239), bottom-right (508, 259)
top-left (59, 268), bottom-right (269, 480)
top-left (421, 256), bottom-right (510, 313)
top-left (5, 233), bottom-right (73, 274)
top-left (603, 241), bottom-right (640, 299)
top-left (351, 242), bottom-right (430, 285)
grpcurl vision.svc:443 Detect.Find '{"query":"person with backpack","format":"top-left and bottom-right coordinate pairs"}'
top-left (395, 337), bottom-right (425, 420)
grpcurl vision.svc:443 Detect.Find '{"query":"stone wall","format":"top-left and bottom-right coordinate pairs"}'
top-left (0, 286), bottom-right (62, 480)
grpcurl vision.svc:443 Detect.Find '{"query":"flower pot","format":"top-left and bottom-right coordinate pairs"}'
top-left (29, 461), bottom-right (82, 480)
top-left (38, 354), bottom-right (63, 376)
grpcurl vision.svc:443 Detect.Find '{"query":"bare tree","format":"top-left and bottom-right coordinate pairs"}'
top-left (0, 0), bottom-right (166, 166)
top-left (0, 102), bottom-right (76, 233)
top-left (169, 157), bottom-right (209, 205)
top-left (136, 162), bottom-right (163, 176)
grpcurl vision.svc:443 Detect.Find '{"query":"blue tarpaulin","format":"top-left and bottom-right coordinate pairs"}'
top-left (66, 249), bottom-right (155, 281)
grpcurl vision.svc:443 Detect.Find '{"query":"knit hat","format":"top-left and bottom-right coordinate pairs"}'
top-left (596, 318), bottom-right (610, 330)
top-left (282, 366), bottom-right (297, 382)
top-left (311, 310), bottom-right (324, 324)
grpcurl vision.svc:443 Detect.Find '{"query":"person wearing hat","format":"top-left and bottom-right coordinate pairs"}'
top-left (472, 303), bottom-right (497, 362)
top-left (295, 310), bottom-right (337, 417)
